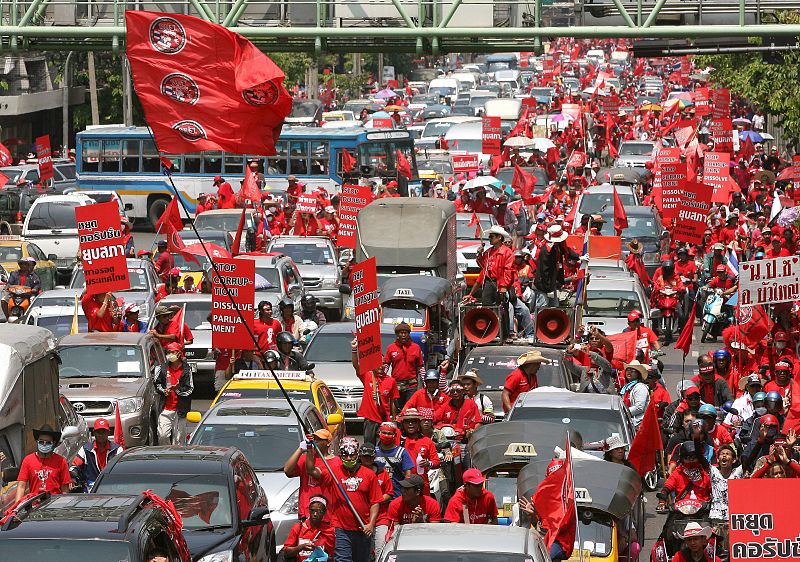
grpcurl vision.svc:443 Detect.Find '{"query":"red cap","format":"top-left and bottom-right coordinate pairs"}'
top-left (775, 331), bottom-right (789, 342)
top-left (761, 414), bottom-right (779, 427)
top-left (715, 265), bottom-right (727, 273)
top-left (93, 418), bottom-right (111, 431)
top-left (462, 468), bottom-right (486, 485)
top-left (685, 386), bottom-right (701, 397)
top-left (169, 267), bottom-right (181, 277)
top-left (627, 310), bottom-right (642, 322)
top-left (165, 342), bottom-right (183, 353)
top-left (213, 175), bottom-right (222, 184)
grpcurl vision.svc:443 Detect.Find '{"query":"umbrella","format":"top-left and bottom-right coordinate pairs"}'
top-left (531, 137), bottom-right (556, 151)
top-left (463, 176), bottom-right (501, 191)
top-left (777, 166), bottom-right (800, 181)
top-left (371, 111), bottom-right (390, 119)
top-left (181, 242), bottom-right (232, 259)
top-left (761, 133), bottom-right (775, 141)
top-left (254, 273), bottom-right (273, 290)
top-left (504, 136), bottom-right (536, 148)
top-left (384, 105), bottom-right (404, 112)
top-left (739, 130), bottom-right (764, 143)
top-left (365, 103), bottom-right (384, 113)
top-left (639, 102), bottom-right (662, 111)
top-left (550, 112), bottom-right (576, 122)
top-left (732, 117), bottom-right (752, 126)
top-left (375, 88), bottom-right (397, 99)
top-left (664, 98), bottom-right (692, 111)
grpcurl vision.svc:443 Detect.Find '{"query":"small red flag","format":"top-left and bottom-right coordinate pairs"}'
top-left (468, 212), bottom-right (481, 238)
top-left (627, 398), bottom-right (663, 476)
top-left (612, 186), bottom-right (628, 236)
top-left (0, 142), bottom-right (12, 167)
top-left (155, 197), bottom-right (184, 234)
top-left (230, 205), bottom-right (248, 257)
top-left (512, 164), bottom-right (536, 199)
top-left (674, 300), bottom-right (697, 357)
top-left (566, 151), bottom-right (587, 170)
top-left (114, 401), bottom-right (125, 448)
top-left (342, 148), bottom-right (357, 173)
top-left (396, 149), bottom-right (412, 180)
top-left (737, 135), bottom-right (756, 162)
top-left (240, 163), bottom-right (261, 202)
top-left (532, 436), bottom-right (576, 557)
top-left (783, 375), bottom-right (800, 433)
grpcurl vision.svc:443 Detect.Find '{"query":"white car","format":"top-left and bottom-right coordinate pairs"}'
top-left (582, 275), bottom-right (652, 335)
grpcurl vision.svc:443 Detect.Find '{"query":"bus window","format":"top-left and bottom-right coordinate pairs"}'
top-left (203, 151), bottom-right (223, 174)
top-left (122, 140), bottom-right (140, 173)
top-left (267, 142), bottom-right (288, 175)
top-left (142, 140), bottom-right (161, 173)
top-left (288, 141), bottom-right (308, 175)
top-left (309, 142), bottom-right (328, 176)
top-left (82, 140), bottom-right (100, 172)
top-left (224, 154), bottom-right (244, 175)
top-left (184, 154), bottom-right (201, 173)
top-left (162, 155), bottom-right (181, 173)
top-left (100, 140), bottom-right (121, 173)
top-left (361, 142), bottom-right (390, 174)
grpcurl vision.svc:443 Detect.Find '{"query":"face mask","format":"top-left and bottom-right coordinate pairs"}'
top-left (166, 353), bottom-right (179, 363)
top-left (766, 427), bottom-right (778, 440)
top-left (341, 458), bottom-right (358, 469)
top-left (776, 343), bottom-right (787, 350)
top-left (754, 407), bottom-right (767, 416)
top-left (379, 434), bottom-right (395, 446)
top-left (37, 442), bottom-right (54, 454)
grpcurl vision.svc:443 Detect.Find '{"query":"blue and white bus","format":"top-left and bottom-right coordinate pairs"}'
top-left (75, 125), bottom-right (420, 224)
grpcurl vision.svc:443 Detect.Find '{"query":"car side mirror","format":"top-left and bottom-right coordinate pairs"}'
top-left (338, 284), bottom-right (352, 295)
top-left (186, 411), bottom-right (202, 424)
top-left (326, 413), bottom-right (343, 426)
top-left (242, 505), bottom-right (271, 527)
top-left (124, 203), bottom-right (134, 211)
top-left (47, 254), bottom-right (58, 261)
top-left (61, 425), bottom-right (80, 439)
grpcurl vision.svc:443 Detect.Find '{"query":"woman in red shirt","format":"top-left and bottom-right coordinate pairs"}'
top-left (283, 496), bottom-right (336, 562)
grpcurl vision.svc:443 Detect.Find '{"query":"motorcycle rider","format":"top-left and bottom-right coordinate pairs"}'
top-left (711, 349), bottom-right (734, 390)
top-left (278, 297), bottom-right (304, 340)
top-left (671, 523), bottom-right (721, 562)
top-left (273, 331), bottom-right (312, 371)
top-left (2, 256), bottom-right (41, 319)
top-left (705, 264), bottom-right (737, 300)
top-left (697, 404), bottom-right (733, 450)
top-left (702, 242), bottom-right (726, 283)
top-left (650, 258), bottom-right (686, 325)
top-left (765, 359), bottom-right (793, 400)
top-left (675, 247), bottom-right (699, 320)
top-left (656, 441), bottom-right (712, 513)
top-left (729, 373), bottom-right (765, 425)
top-left (402, 368), bottom-right (447, 419)
top-left (691, 359), bottom-right (734, 408)
top-left (300, 294), bottom-right (327, 327)
top-left (459, 370), bottom-right (495, 424)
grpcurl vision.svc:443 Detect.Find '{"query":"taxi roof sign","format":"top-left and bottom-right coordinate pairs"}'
top-left (393, 288), bottom-right (414, 298)
top-left (232, 370), bottom-right (313, 381)
top-left (503, 442), bottom-right (538, 457)
top-left (575, 487), bottom-right (593, 504)
top-left (0, 235), bottom-right (21, 241)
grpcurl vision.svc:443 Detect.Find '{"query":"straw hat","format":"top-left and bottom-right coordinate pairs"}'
top-left (459, 369), bottom-right (484, 385)
top-left (517, 350), bottom-right (552, 366)
top-left (623, 360), bottom-right (649, 381)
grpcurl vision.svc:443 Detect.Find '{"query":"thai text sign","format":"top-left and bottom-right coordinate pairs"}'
top-left (729, 478), bottom-right (800, 560)
top-left (352, 257), bottom-right (383, 374)
top-left (739, 256), bottom-right (800, 306)
top-left (76, 201), bottom-right (130, 295)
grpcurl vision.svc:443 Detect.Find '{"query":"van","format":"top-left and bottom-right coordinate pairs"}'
top-left (587, 49), bottom-right (606, 64)
top-left (22, 193), bottom-right (95, 283)
top-left (452, 72), bottom-right (477, 92)
top-left (444, 121), bottom-right (488, 165)
top-left (429, 78), bottom-right (460, 104)
top-left (493, 69), bottom-right (521, 93)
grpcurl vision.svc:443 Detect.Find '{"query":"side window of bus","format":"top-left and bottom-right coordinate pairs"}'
top-left (288, 142), bottom-right (308, 175)
top-left (122, 140), bottom-right (140, 173)
top-left (101, 140), bottom-right (121, 172)
top-left (142, 141), bottom-right (161, 173)
top-left (267, 142), bottom-right (288, 175)
top-left (224, 154), bottom-right (244, 175)
top-left (309, 142), bottom-right (328, 176)
top-left (203, 152), bottom-right (223, 174)
top-left (82, 140), bottom-right (100, 172)
top-left (184, 154), bottom-right (201, 173)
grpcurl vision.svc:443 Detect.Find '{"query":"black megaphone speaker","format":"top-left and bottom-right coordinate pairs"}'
top-left (535, 308), bottom-right (571, 344)
top-left (463, 307), bottom-right (500, 344)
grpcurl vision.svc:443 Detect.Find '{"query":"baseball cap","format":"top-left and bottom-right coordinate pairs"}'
top-left (399, 475), bottom-right (425, 489)
top-left (685, 386), bottom-right (701, 397)
top-left (462, 468), bottom-right (485, 485)
top-left (213, 175), bottom-right (222, 183)
top-left (124, 304), bottom-right (141, 315)
top-left (93, 418), bottom-right (111, 431)
top-left (775, 331), bottom-right (789, 342)
top-left (312, 429), bottom-right (332, 441)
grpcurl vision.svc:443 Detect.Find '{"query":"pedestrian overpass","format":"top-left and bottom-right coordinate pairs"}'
top-left (2, 0), bottom-right (800, 53)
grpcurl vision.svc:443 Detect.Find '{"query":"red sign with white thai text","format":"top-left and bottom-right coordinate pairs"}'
top-left (482, 116), bottom-right (502, 155)
top-left (36, 134), bottom-right (53, 182)
top-left (601, 95), bottom-right (620, 116)
top-left (76, 201), bottom-right (130, 295)
top-left (211, 258), bottom-right (255, 349)
top-left (693, 87), bottom-right (710, 116)
top-left (337, 184), bottom-right (373, 249)
top-left (672, 181), bottom-right (712, 245)
top-left (352, 257), bottom-right (383, 375)
top-left (372, 118), bottom-right (393, 129)
top-left (711, 118), bottom-right (734, 153)
top-left (712, 88), bottom-right (731, 119)
top-left (452, 154), bottom-right (480, 173)
top-left (296, 194), bottom-right (318, 215)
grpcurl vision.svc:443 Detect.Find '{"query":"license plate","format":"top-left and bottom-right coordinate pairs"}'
top-left (341, 402), bottom-right (358, 412)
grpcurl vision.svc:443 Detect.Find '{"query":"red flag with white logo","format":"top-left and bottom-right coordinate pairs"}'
top-left (0, 142), bottom-right (12, 167)
top-left (125, 11), bottom-right (292, 156)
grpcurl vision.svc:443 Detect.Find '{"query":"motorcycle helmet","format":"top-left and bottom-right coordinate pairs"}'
top-left (679, 441), bottom-right (700, 461)
top-left (760, 413), bottom-right (780, 428)
top-left (661, 259), bottom-right (674, 277)
top-left (275, 331), bottom-right (295, 351)
top-left (765, 391), bottom-right (783, 403)
top-left (713, 349), bottom-right (731, 361)
top-left (721, 400), bottom-right (735, 413)
top-left (301, 294), bottom-right (318, 312)
top-left (424, 369), bottom-right (440, 383)
top-left (278, 296), bottom-right (294, 310)
top-left (753, 391), bottom-right (767, 403)
top-left (698, 404), bottom-right (717, 417)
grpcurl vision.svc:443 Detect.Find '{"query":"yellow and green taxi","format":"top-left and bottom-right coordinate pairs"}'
top-left (211, 370), bottom-right (346, 438)
top-left (0, 235), bottom-right (57, 290)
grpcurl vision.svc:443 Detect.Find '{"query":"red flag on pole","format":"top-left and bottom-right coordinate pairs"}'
top-left (240, 164), bottom-right (261, 203)
top-left (396, 149), bottom-right (412, 179)
top-left (230, 206), bottom-right (248, 257)
top-left (468, 212), bottom-right (481, 238)
top-left (737, 135), bottom-right (756, 162)
top-left (342, 148), bottom-right (357, 173)
top-left (0, 142), bottom-right (12, 166)
top-left (125, 11), bottom-right (292, 156)
top-left (627, 398), bottom-right (663, 476)
top-left (674, 300), bottom-right (697, 357)
top-left (114, 401), bottom-right (125, 448)
top-left (783, 375), bottom-right (800, 433)
top-left (155, 197), bottom-right (184, 233)
top-left (613, 186), bottom-right (628, 236)
top-left (512, 164), bottom-right (536, 199)
top-left (532, 436), bottom-right (576, 558)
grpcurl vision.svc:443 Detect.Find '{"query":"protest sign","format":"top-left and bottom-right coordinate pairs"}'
top-left (36, 134), bottom-right (53, 182)
top-left (521, 97), bottom-right (538, 111)
top-left (372, 118), bottom-right (393, 129)
top-left (703, 151), bottom-right (731, 199)
top-left (482, 116), bottom-right (502, 155)
top-left (673, 119), bottom-right (696, 148)
top-left (76, 201), bottom-right (130, 295)
top-left (693, 87), bottom-right (710, 116)
top-left (601, 95), bottom-right (620, 116)
top-left (337, 184), bottom-right (373, 249)
top-left (711, 88), bottom-right (731, 119)
top-left (352, 257), bottom-right (383, 374)
top-left (728, 478), bottom-right (800, 561)
top-left (711, 118), bottom-right (734, 153)
top-left (655, 148), bottom-right (684, 220)
top-left (452, 154), bottom-right (480, 173)
top-left (296, 194), bottom-right (318, 215)
top-left (211, 258), bottom-right (255, 349)
top-left (739, 255), bottom-right (800, 307)
top-left (672, 180), bottom-right (712, 245)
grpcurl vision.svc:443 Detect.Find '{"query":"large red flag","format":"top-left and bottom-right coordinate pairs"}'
top-left (566, 151), bottom-right (587, 170)
top-left (125, 11), bottom-right (292, 156)
top-left (735, 304), bottom-right (772, 348)
top-left (627, 398), bottom-right (663, 476)
top-left (533, 436), bottom-right (576, 557)
top-left (512, 164), bottom-right (536, 199)
top-left (605, 330), bottom-right (638, 370)
top-left (155, 197), bottom-right (184, 233)
top-left (674, 300), bottom-right (697, 357)
top-left (114, 402), bottom-right (125, 448)
top-left (508, 106), bottom-right (530, 139)
top-left (612, 186), bottom-right (627, 236)
top-left (737, 135), bottom-right (756, 162)
top-left (783, 376), bottom-right (800, 432)
top-left (396, 149), bottom-right (412, 179)
top-left (342, 148), bottom-right (357, 173)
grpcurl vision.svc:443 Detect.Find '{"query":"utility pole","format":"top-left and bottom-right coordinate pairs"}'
top-left (122, 55), bottom-right (133, 126)
top-left (377, 52), bottom-right (384, 86)
top-left (62, 51), bottom-right (73, 153)
top-left (87, 52), bottom-right (99, 125)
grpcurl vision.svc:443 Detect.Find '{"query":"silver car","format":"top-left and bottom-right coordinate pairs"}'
top-left (583, 274), bottom-right (651, 335)
top-left (613, 140), bottom-right (656, 169)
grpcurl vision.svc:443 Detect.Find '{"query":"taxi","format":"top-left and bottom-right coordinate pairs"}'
top-left (0, 235), bottom-right (57, 290)
top-left (211, 369), bottom-right (346, 438)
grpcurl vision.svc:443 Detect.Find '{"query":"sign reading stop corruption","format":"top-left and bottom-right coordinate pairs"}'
top-left (211, 258), bottom-right (255, 349)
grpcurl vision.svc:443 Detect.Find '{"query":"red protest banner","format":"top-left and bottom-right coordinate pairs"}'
top-left (711, 118), bottom-right (734, 153)
top-left (452, 154), bottom-right (480, 173)
top-left (601, 94), bottom-right (620, 116)
top-left (296, 194), bottom-right (318, 215)
top-left (728, 478), bottom-right (800, 560)
top-left (76, 201), bottom-right (131, 295)
top-left (482, 116), bottom-right (502, 155)
top-left (566, 151), bottom-right (587, 169)
top-left (521, 97), bottom-right (537, 111)
top-left (711, 88), bottom-right (731, 119)
top-left (693, 87), bottom-right (710, 116)
top-left (36, 135), bottom-right (53, 182)
top-left (672, 180), bottom-right (712, 245)
top-left (656, 148), bottom-right (684, 220)
top-left (372, 118), bottom-right (394, 129)
top-left (352, 257), bottom-right (382, 375)
top-left (337, 184), bottom-right (373, 249)
top-left (211, 258), bottom-right (255, 349)
top-left (703, 151), bottom-right (731, 201)
top-left (673, 118), bottom-right (697, 148)
top-left (519, 52), bottom-right (532, 69)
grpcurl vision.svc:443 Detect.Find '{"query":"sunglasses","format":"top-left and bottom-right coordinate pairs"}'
top-left (37, 439), bottom-right (54, 445)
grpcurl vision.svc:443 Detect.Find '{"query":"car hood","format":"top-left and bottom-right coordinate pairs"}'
top-left (59, 376), bottom-right (147, 398)
top-left (311, 361), bottom-right (363, 386)
top-left (296, 263), bottom-right (338, 279)
top-left (255, 471), bottom-right (299, 509)
top-left (184, 530), bottom-right (238, 558)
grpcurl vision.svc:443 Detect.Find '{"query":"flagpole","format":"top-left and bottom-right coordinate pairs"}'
top-left (149, 221), bottom-right (165, 254)
top-left (567, 430), bottom-right (584, 562)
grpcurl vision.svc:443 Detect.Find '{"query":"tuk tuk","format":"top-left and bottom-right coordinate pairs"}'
top-left (379, 275), bottom-right (455, 367)
top-left (517, 457), bottom-right (645, 562)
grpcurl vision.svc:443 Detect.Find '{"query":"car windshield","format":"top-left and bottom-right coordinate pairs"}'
top-left (621, 216), bottom-right (659, 240)
top-left (619, 143), bottom-right (654, 156)
top-left (165, 299), bottom-right (213, 329)
top-left (487, 473), bottom-right (519, 509)
top-left (578, 192), bottom-right (636, 215)
top-left (30, 295), bottom-right (79, 309)
top-left (530, 88), bottom-right (553, 97)
top-left (0, 539), bottom-right (131, 561)
top-left (584, 289), bottom-right (641, 318)
top-left (191, 424), bottom-right (299, 471)
top-left (195, 213), bottom-right (252, 232)
top-left (460, 354), bottom-right (564, 390)
top-left (26, 201), bottom-right (80, 230)
top-left (456, 216), bottom-right (494, 240)
top-left (270, 242), bottom-right (335, 265)
top-left (71, 267), bottom-right (149, 290)
top-left (59, 345), bottom-right (145, 377)
top-left (94, 473), bottom-right (232, 529)
top-left (495, 168), bottom-right (547, 191)
top-left (0, 245), bottom-right (24, 262)
top-left (253, 267), bottom-right (281, 291)
top-left (447, 139), bottom-right (482, 153)
top-left (419, 160), bottom-right (453, 174)
top-left (507, 406), bottom-right (625, 443)
top-left (386, 553), bottom-right (531, 562)
top-left (173, 253), bottom-right (211, 272)
top-left (382, 302), bottom-right (426, 328)
top-left (422, 122), bottom-right (453, 138)
top-left (35, 315), bottom-right (89, 338)
top-left (576, 510), bottom-right (615, 557)
top-left (305, 331), bottom-right (396, 362)
top-left (291, 101), bottom-right (321, 118)
top-left (216, 387), bottom-right (312, 404)
top-left (179, 233), bottom-right (230, 250)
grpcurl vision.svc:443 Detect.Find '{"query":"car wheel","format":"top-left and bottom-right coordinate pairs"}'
top-left (147, 197), bottom-right (170, 227)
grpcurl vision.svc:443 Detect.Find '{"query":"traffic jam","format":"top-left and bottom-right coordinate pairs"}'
top-left (0, 10), bottom-right (796, 562)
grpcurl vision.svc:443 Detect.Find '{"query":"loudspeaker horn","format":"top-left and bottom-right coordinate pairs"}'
top-left (463, 307), bottom-right (500, 344)
top-left (535, 308), bottom-right (571, 344)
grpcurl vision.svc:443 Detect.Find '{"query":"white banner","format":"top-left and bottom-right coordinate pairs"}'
top-left (739, 256), bottom-right (800, 307)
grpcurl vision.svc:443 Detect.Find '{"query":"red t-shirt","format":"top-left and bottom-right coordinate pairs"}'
top-left (154, 252), bottom-right (175, 280)
top-left (383, 341), bottom-right (424, 383)
top-left (296, 453), bottom-right (340, 520)
top-left (18, 453), bottom-right (70, 495)
top-left (387, 495), bottom-right (442, 524)
top-left (503, 368), bottom-right (536, 413)
top-left (254, 317), bottom-right (282, 351)
top-left (356, 371), bottom-right (399, 423)
top-left (284, 520), bottom-right (336, 562)
top-left (80, 293), bottom-right (118, 333)
top-left (375, 466), bottom-right (394, 526)
top-left (163, 363), bottom-right (183, 411)
top-left (402, 388), bottom-right (447, 420)
top-left (403, 435), bottom-right (440, 494)
top-left (317, 463), bottom-right (383, 531)
top-left (433, 398), bottom-right (481, 436)
top-left (443, 487), bottom-right (498, 524)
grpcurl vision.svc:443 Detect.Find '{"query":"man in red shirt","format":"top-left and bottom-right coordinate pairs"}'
top-left (386, 474), bottom-right (441, 532)
top-left (402, 370), bottom-right (447, 419)
top-left (434, 382), bottom-right (481, 441)
top-left (766, 236), bottom-right (791, 259)
top-left (153, 240), bottom-right (174, 282)
top-left (283, 496), bottom-right (336, 562)
top-left (156, 343), bottom-right (193, 445)
top-left (400, 408), bottom-right (440, 495)
top-left (214, 176), bottom-right (236, 209)
top-left (15, 424), bottom-right (71, 503)
top-left (502, 350), bottom-right (552, 413)
top-left (81, 291), bottom-right (121, 332)
top-left (383, 322), bottom-right (425, 408)
top-left (443, 468), bottom-right (499, 524)
top-left (70, 418), bottom-right (124, 492)
top-left (283, 429), bottom-right (337, 521)
top-left (306, 438), bottom-right (383, 562)
top-left (254, 301), bottom-right (282, 351)
top-left (470, 225), bottom-right (515, 307)
top-left (352, 338), bottom-right (399, 445)
top-left (623, 309), bottom-right (661, 363)
top-left (706, 265), bottom-right (737, 299)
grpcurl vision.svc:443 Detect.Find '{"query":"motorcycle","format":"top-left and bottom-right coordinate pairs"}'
top-left (700, 288), bottom-right (734, 343)
top-left (651, 495), bottom-right (715, 562)
top-left (654, 286), bottom-right (681, 344)
top-left (3, 285), bottom-right (36, 322)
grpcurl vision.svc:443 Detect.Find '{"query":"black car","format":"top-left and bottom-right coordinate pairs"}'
top-left (0, 492), bottom-right (191, 561)
top-left (0, 185), bottom-right (55, 235)
top-left (93, 446), bottom-right (276, 562)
